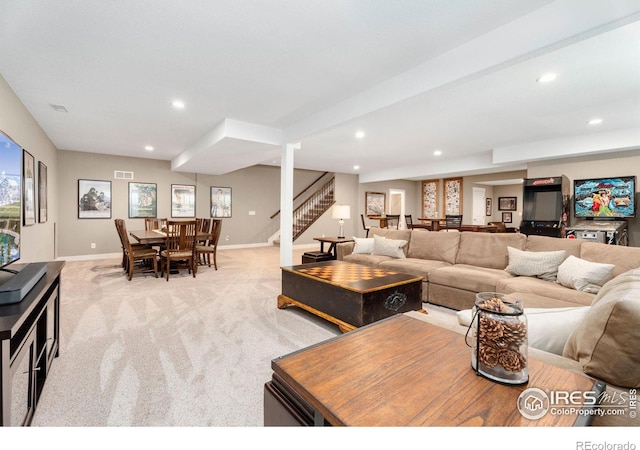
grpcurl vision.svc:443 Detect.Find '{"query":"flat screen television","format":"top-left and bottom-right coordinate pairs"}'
top-left (574, 176), bottom-right (636, 219)
top-left (0, 130), bottom-right (22, 269)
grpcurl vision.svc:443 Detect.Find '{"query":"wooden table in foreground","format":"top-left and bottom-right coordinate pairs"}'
top-left (278, 261), bottom-right (423, 333)
top-left (264, 314), bottom-right (600, 426)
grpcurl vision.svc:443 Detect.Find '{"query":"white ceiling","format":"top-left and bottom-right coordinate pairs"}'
top-left (1, 1), bottom-right (639, 182)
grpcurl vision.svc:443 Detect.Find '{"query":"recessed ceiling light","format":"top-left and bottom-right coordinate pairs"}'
top-left (353, 165), bottom-right (360, 171)
top-left (536, 73), bottom-right (558, 83)
top-left (144, 146), bottom-right (154, 151)
top-left (434, 150), bottom-right (442, 156)
top-left (355, 131), bottom-right (365, 139)
top-left (172, 100), bottom-right (185, 109)
top-left (587, 118), bottom-right (603, 126)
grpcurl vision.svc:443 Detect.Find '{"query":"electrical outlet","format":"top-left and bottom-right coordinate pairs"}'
top-left (90, 243), bottom-right (96, 249)
top-left (225, 235), bottom-right (230, 241)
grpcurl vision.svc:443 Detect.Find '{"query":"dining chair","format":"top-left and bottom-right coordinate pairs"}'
top-left (445, 214), bottom-right (463, 230)
top-left (145, 217), bottom-right (167, 231)
top-left (404, 214), bottom-right (414, 229)
top-left (116, 219), bottom-right (159, 280)
top-left (196, 218), bottom-right (222, 270)
top-left (385, 214), bottom-right (400, 229)
top-left (160, 219), bottom-right (198, 281)
top-left (115, 219), bottom-right (149, 273)
top-left (360, 214), bottom-right (371, 237)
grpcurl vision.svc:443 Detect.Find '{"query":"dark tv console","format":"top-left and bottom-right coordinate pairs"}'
top-left (0, 261), bottom-right (64, 426)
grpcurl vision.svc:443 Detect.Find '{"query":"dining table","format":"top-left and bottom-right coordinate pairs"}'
top-left (129, 229), bottom-right (167, 245)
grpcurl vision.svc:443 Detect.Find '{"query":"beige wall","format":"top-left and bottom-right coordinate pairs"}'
top-left (0, 74), bottom-right (59, 263)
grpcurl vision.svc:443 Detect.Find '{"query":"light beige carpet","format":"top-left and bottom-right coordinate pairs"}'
top-left (31, 246), bottom-right (457, 427)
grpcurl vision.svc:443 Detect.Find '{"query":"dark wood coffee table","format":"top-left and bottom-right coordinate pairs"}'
top-left (264, 314), bottom-right (602, 426)
top-left (278, 260), bottom-right (423, 332)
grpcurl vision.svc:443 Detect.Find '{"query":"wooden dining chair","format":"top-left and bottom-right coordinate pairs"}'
top-left (385, 215), bottom-right (400, 229)
top-left (360, 214), bottom-right (371, 237)
top-left (160, 219), bottom-right (198, 281)
top-left (145, 217), bottom-right (167, 231)
top-left (445, 214), bottom-right (463, 230)
top-left (404, 215), bottom-right (414, 229)
top-left (196, 218), bottom-right (222, 270)
top-left (116, 219), bottom-right (159, 280)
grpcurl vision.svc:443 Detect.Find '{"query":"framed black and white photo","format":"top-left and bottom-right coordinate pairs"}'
top-left (498, 197), bottom-right (517, 211)
top-left (23, 150), bottom-right (36, 226)
top-left (129, 182), bottom-right (157, 218)
top-left (210, 186), bottom-right (231, 218)
top-left (171, 184), bottom-right (195, 217)
top-left (485, 198), bottom-right (492, 216)
top-left (502, 212), bottom-right (513, 223)
top-left (78, 179), bottom-right (112, 219)
top-left (38, 161), bottom-right (47, 223)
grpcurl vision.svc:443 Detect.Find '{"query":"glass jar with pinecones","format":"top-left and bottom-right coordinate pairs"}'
top-left (468, 292), bottom-right (528, 385)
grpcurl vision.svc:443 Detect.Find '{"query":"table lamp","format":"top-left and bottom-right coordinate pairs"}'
top-left (332, 205), bottom-right (351, 238)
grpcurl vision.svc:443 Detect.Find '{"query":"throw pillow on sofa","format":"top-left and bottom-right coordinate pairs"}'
top-left (372, 234), bottom-right (407, 259)
top-left (505, 246), bottom-right (566, 281)
top-left (352, 237), bottom-right (374, 254)
top-left (556, 255), bottom-right (615, 294)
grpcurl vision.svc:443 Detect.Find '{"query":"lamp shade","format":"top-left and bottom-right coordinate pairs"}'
top-left (332, 205), bottom-right (351, 219)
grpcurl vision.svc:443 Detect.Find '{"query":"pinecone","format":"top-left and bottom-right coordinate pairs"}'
top-left (497, 348), bottom-right (527, 372)
top-left (480, 297), bottom-right (509, 313)
top-left (501, 320), bottom-right (527, 348)
top-left (478, 343), bottom-right (499, 368)
top-left (479, 316), bottom-right (503, 340)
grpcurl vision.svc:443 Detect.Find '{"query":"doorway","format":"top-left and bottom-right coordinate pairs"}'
top-left (388, 189), bottom-right (406, 229)
top-left (472, 187), bottom-right (486, 225)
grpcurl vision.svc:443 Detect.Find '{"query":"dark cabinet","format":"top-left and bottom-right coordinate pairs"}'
top-left (1, 261), bottom-right (64, 426)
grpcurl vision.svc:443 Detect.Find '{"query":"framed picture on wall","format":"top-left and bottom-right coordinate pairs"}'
top-left (23, 150), bottom-right (36, 226)
top-left (502, 212), bottom-right (513, 223)
top-left (498, 197), bottom-right (517, 211)
top-left (443, 177), bottom-right (463, 215)
top-left (128, 182), bottom-right (157, 218)
top-left (38, 161), bottom-right (47, 223)
top-left (78, 179), bottom-right (112, 219)
top-left (171, 184), bottom-right (195, 217)
top-left (485, 198), bottom-right (492, 216)
top-left (421, 179), bottom-right (439, 218)
top-left (210, 186), bottom-right (232, 218)
top-left (365, 191), bottom-right (385, 217)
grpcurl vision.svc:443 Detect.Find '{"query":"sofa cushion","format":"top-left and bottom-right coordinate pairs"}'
top-left (379, 258), bottom-right (451, 281)
top-left (580, 242), bottom-right (640, 277)
top-left (505, 246), bottom-right (566, 281)
top-left (352, 237), bottom-right (374, 254)
top-left (457, 306), bottom-right (589, 356)
top-left (455, 232), bottom-right (526, 269)
top-left (372, 234), bottom-right (407, 259)
top-left (429, 264), bottom-right (514, 293)
top-left (496, 277), bottom-right (595, 306)
top-left (563, 268), bottom-right (640, 388)
top-left (525, 234), bottom-right (582, 260)
top-left (406, 230), bottom-right (459, 264)
top-left (556, 255), bottom-right (615, 294)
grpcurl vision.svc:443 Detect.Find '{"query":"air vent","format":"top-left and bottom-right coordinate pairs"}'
top-left (114, 170), bottom-right (134, 180)
top-left (49, 104), bottom-right (68, 113)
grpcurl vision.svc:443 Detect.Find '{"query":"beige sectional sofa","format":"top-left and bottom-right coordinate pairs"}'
top-left (337, 227), bottom-right (640, 426)
top-left (337, 227), bottom-right (640, 311)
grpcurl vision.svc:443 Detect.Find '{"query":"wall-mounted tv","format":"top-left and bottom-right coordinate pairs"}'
top-left (0, 130), bottom-right (22, 269)
top-left (574, 176), bottom-right (636, 219)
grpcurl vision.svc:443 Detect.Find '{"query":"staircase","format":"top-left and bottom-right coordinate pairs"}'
top-left (292, 177), bottom-right (335, 240)
top-left (272, 175), bottom-right (335, 244)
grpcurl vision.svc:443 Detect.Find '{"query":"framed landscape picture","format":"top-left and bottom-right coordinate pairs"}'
top-left (38, 161), bottom-right (47, 223)
top-left (78, 179), bottom-right (111, 219)
top-left (129, 182), bottom-right (157, 218)
top-left (23, 150), bottom-right (36, 226)
top-left (171, 184), bottom-right (195, 217)
top-left (365, 191), bottom-right (385, 217)
top-left (210, 186), bottom-right (231, 218)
